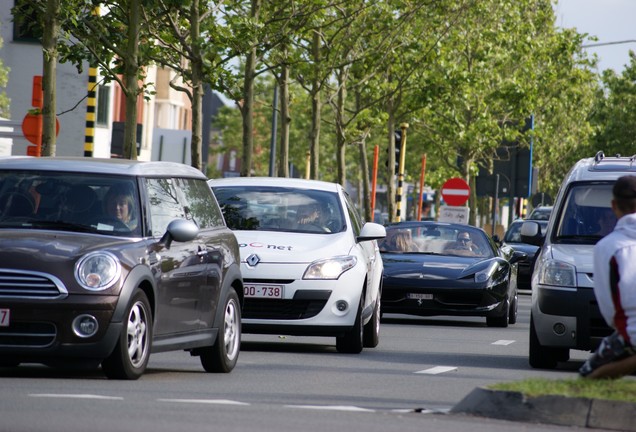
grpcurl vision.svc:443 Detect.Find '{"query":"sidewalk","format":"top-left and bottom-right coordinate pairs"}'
top-left (451, 387), bottom-right (636, 431)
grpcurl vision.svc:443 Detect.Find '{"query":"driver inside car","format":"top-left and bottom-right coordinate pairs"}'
top-left (104, 183), bottom-right (138, 231)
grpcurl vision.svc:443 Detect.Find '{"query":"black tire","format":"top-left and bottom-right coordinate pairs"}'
top-left (200, 289), bottom-right (241, 373)
top-left (529, 314), bottom-right (567, 369)
top-left (508, 293), bottom-right (518, 325)
top-left (102, 289), bottom-right (152, 380)
top-left (336, 298), bottom-right (363, 354)
top-left (486, 299), bottom-right (509, 328)
top-left (363, 298), bottom-right (380, 348)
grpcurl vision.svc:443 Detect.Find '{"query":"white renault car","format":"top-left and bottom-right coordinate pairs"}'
top-left (208, 177), bottom-right (386, 353)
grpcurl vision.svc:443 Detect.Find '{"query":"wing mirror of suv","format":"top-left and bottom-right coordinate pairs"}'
top-left (520, 221), bottom-right (545, 246)
top-left (160, 219), bottom-right (199, 249)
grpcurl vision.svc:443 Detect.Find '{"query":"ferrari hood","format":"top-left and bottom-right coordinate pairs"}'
top-left (234, 230), bottom-right (354, 264)
top-left (382, 254), bottom-right (488, 280)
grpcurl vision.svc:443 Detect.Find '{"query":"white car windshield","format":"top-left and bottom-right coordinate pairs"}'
top-left (212, 186), bottom-right (346, 234)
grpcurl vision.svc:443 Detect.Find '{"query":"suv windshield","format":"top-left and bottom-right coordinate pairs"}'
top-left (554, 182), bottom-right (616, 243)
top-left (0, 171), bottom-right (140, 237)
top-left (212, 186), bottom-right (345, 234)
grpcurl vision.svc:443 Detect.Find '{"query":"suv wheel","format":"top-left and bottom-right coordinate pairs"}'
top-left (200, 289), bottom-right (241, 373)
top-left (102, 289), bottom-right (152, 380)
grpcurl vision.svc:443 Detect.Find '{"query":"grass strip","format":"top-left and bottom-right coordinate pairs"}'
top-left (489, 378), bottom-right (636, 403)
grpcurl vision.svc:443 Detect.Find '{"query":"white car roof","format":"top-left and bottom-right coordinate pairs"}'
top-left (208, 176), bottom-right (342, 192)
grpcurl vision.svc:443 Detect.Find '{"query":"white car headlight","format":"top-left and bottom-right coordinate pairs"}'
top-left (303, 256), bottom-right (357, 280)
top-left (538, 260), bottom-right (576, 287)
top-left (75, 251), bottom-right (121, 291)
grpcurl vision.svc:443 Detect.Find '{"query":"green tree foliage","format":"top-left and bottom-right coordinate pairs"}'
top-left (0, 30), bottom-right (9, 118)
top-left (590, 51), bottom-right (636, 159)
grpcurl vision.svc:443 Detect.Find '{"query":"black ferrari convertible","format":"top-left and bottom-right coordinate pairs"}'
top-left (380, 221), bottom-right (527, 327)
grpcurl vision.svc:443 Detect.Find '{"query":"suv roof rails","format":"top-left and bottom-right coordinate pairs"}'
top-left (592, 151), bottom-right (636, 170)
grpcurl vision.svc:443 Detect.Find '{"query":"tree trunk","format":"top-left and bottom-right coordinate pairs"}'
top-left (189, 0), bottom-right (203, 170)
top-left (309, 29), bottom-right (321, 180)
top-left (240, 0), bottom-right (261, 177)
top-left (123, 0), bottom-right (141, 160)
top-left (386, 105), bottom-right (397, 223)
top-left (335, 68), bottom-right (347, 186)
top-left (41, 0), bottom-right (60, 157)
top-left (278, 61), bottom-right (290, 178)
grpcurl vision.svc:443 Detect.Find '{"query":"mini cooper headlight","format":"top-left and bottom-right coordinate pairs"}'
top-left (75, 251), bottom-right (121, 291)
top-left (303, 256), bottom-right (357, 280)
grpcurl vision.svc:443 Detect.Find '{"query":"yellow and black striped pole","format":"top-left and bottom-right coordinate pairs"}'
top-left (83, 6), bottom-right (99, 157)
top-left (83, 66), bottom-right (97, 157)
top-left (394, 123), bottom-right (409, 222)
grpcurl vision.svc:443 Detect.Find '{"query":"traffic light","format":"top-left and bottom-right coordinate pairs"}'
top-left (393, 130), bottom-right (402, 174)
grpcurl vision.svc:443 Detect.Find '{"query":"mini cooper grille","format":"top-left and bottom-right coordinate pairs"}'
top-left (0, 322), bottom-right (57, 347)
top-left (243, 298), bottom-right (327, 320)
top-left (0, 269), bottom-right (67, 299)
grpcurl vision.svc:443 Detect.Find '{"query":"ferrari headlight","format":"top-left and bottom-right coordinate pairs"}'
top-left (303, 256), bottom-right (357, 280)
top-left (475, 262), bottom-right (498, 285)
top-left (75, 251), bottom-right (121, 291)
top-left (538, 260), bottom-right (576, 287)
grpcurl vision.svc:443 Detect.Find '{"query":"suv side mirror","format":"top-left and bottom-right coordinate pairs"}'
top-left (520, 221), bottom-right (544, 246)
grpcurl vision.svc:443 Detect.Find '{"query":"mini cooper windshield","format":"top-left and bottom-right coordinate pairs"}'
top-left (0, 171), bottom-right (141, 236)
top-left (213, 186), bottom-right (346, 234)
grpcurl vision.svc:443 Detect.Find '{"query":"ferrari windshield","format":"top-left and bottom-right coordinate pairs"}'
top-left (380, 223), bottom-right (495, 258)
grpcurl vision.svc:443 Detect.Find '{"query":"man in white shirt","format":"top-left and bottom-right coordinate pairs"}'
top-left (580, 175), bottom-right (636, 379)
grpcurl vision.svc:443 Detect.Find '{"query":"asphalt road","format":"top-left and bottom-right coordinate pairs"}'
top-left (1, 295), bottom-right (593, 432)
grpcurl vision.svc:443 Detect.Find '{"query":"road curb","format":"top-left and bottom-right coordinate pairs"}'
top-left (450, 387), bottom-right (636, 431)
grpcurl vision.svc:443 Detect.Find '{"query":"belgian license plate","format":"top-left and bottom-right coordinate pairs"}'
top-left (0, 308), bottom-right (9, 327)
top-left (407, 293), bottom-right (433, 300)
top-left (244, 284), bottom-right (284, 299)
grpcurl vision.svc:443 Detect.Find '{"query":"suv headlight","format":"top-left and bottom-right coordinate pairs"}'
top-left (303, 256), bottom-right (357, 280)
top-left (75, 251), bottom-right (121, 291)
top-left (538, 260), bottom-right (576, 287)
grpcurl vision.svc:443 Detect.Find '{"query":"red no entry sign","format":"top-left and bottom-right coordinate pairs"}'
top-left (441, 177), bottom-right (470, 206)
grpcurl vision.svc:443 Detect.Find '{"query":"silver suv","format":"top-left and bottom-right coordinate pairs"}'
top-left (521, 152), bottom-right (636, 369)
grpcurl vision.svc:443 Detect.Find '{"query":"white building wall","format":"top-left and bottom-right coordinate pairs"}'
top-left (0, 3), bottom-right (90, 157)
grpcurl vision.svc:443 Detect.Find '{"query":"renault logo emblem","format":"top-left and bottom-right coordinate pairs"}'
top-left (246, 254), bottom-right (261, 267)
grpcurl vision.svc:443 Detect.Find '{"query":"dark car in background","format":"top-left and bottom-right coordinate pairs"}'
top-left (527, 205), bottom-right (553, 221)
top-left (0, 157), bottom-right (243, 379)
top-left (501, 219), bottom-right (548, 292)
top-left (380, 221), bottom-right (526, 327)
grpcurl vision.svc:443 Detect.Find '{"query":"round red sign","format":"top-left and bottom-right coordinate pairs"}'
top-left (441, 177), bottom-right (470, 206)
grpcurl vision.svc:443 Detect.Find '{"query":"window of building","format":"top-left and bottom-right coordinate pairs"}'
top-left (96, 84), bottom-right (111, 126)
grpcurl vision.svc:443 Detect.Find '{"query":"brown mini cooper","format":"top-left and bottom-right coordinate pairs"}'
top-left (0, 157), bottom-right (243, 379)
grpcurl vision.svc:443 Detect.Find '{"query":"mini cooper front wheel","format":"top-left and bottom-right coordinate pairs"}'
top-left (102, 289), bottom-right (152, 380)
top-left (200, 288), bottom-right (241, 373)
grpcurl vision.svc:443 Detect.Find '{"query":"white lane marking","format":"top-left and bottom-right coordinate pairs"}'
top-left (492, 340), bottom-right (515, 345)
top-left (286, 405), bottom-right (375, 412)
top-left (30, 394), bottom-right (123, 400)
top-left (158, 399), bottom-right (250, 406)
top-left (415, 366), bottom-right (457, 374)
